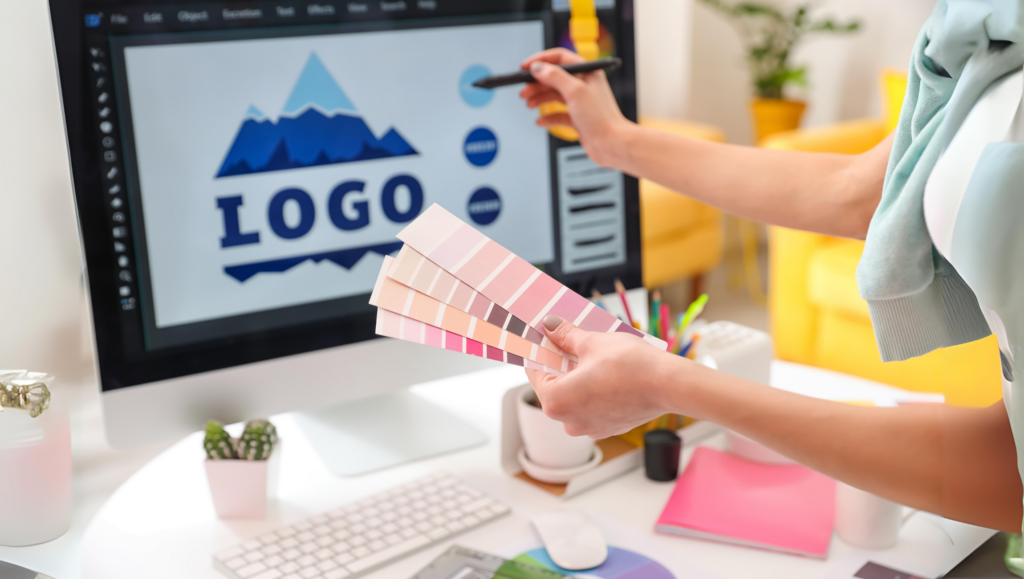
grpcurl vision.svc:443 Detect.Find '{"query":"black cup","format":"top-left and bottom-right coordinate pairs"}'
top-left (643, 429), bottom-right (682, 482)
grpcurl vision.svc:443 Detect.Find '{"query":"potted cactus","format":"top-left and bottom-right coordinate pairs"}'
top-left (203, 419), bottom-right (280, 519)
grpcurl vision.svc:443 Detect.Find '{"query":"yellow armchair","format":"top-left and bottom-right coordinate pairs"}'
top-left (763, 71), bottom-right (1002, 407)
top-left (638, 117), bottom-right (726, 289)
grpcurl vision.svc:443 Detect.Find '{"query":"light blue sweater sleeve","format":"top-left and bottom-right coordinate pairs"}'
top-left (856, 0), bottom-right (1024, 362)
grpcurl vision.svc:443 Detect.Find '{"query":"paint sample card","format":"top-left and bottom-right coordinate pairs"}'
top-left (556, 146), bottom-right (626, 274)
top-left (371, 256), bottom-right (575, 372)
top-left (397, 204), bottom-right (667, 350)
top-left (376, 309), bottom-right (562, 375)
top-left (387, 244), bottom-right (573, 361)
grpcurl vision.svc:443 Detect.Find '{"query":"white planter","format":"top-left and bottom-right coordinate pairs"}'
top-left (517, 389), bottom-right (594, 469)
top-left (205, 443), bottom-right (281, 519)
top-left (0, 408), bottom-right (72, 546)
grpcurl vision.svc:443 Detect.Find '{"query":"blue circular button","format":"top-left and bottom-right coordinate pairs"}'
top-left (464, 127), bottom-right (499, 167)
top-left (467, 187), bottom-right (502, 226)
top-left (459, 65), bottom-right (494, 108)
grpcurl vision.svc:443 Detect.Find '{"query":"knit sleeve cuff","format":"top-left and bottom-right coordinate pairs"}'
top-left (866, 272), bottom-right (992, 362)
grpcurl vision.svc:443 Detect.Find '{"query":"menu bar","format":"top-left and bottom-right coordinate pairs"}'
top-left (83, 0), bottom-right (539, 32)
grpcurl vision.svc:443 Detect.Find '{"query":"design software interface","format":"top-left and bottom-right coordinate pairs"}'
top-left (67, 0), bottom-right (638, 388)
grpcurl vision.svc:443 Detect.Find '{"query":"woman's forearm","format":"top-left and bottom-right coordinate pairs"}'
top-left (671, 362), bottom-right (1022, 531)
top-left (521, 51), bottom-right (887, 238)
top-left (604, 124), bottom-right (891, 239)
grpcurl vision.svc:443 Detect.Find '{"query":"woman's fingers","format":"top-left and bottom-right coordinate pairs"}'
top-left (541, 316), bottom-right (591, 357)
top-left (535, 114), bottom-right (576, 129)
top-left (525, 90), bottom-right (566, 108)
top-left (524, 369), bottom-right (561, 411)
top-left (529, 61), bottom-right (586, 97)
top-left (520, 47), bottom-right (585, 69)
top-left (524, 367), bottom-right (551, 388)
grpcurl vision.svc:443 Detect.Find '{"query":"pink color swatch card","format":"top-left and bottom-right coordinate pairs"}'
top-left (371, 256), bottom-right (575, 372)
top-left (387, 244), bottom-right (573, 361)
top-left (375, 309), bottom-right (563, 374)
top-left (655, 446), bottom-right (836, 559)
top-left (397, 204), bottom-right (668, 351)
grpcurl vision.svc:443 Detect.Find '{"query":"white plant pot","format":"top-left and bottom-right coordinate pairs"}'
top-left (517, 389), bottom-right (594, 469)
top-left (205, 442), bottom-right (281, 519)
top-left (0, 408), bottom-right (72, 546)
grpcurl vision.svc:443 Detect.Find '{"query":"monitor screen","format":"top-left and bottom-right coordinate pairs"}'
top-left (50, 0), bottom-right (641, 391)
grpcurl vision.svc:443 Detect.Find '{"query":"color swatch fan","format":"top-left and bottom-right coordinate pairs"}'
top-left (370, 204), bottom-right (667, 374)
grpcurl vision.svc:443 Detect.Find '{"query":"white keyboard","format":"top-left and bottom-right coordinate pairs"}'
top-left (212, 473), bottom-right (511, 579)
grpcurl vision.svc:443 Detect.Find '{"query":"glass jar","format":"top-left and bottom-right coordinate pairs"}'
top-left (0, 371), bottom-right (71, 546)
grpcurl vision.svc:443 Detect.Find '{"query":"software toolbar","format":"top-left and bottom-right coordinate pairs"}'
top-left (82, 0), bottom-right (533, 32)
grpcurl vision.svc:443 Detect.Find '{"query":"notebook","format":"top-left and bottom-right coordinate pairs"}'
top-left (655, 446), bottom-right (836, 558)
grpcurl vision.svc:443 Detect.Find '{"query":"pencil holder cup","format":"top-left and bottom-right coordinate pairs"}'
top-left (0, 372), bottom-right (72, 546)
top-left (517, 389), bottom-right (594, 469)
top-left (205, 442), bottom-right (282, 519)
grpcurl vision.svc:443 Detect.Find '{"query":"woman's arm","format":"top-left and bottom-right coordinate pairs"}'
top-left (528, 317), bottom-right (1023, 532)
top-left (521, 49), bottom-right (890, 239)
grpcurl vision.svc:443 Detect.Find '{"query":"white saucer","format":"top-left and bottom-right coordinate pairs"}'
top-left (517, 446), bottom-right (604, 484)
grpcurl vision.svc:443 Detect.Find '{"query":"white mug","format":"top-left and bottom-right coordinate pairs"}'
top-left (517, 389), bottom-right (595, 469)
top-left (834, 482), bottom-right (902, 550)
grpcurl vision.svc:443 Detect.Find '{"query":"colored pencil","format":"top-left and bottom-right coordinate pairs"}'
top-left (677, 293), bottom-right (709, 338)
top-left (660, 303), bottom-right (670, 344)
top-left (591, 289), bottom-right (609, 311)
top-left (614, 279), bottom-right (635, 327)
top-left (651, 290), bottom-right (661, 339)
top-left (673, 313), bottom-right (685, 353)
top-left (683, 334), bottom-right (702, 359)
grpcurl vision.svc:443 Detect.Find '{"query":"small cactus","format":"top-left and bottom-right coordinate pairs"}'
top-left (236, 418), bottom-right (278, 461)
top-left (204, 420), bottom-right (238, 460)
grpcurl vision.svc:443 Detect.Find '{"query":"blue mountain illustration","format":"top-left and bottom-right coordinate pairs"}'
top-left (216, 53), bottom-right (417, 178)
top-left (224, 241), bottom-right (404, 282)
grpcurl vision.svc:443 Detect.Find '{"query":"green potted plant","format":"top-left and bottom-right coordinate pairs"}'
top-left (203, 418), bottom-right (280, 519)
top-left (698, 0), bottom-right (860, 143)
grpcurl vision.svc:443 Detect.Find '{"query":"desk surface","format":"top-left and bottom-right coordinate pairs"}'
top-left (63, 362), bottom-right (996, 578)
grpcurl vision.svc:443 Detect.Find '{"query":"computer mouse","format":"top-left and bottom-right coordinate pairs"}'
top-left (531, 511), bottom-right (608, 571)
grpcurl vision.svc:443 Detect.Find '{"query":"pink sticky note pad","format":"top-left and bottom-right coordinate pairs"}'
top-left (655, 447), bottom-right (835, 559)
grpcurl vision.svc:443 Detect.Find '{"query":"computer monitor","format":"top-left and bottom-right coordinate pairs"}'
top-left (48, 0), bottom-right (642, 469)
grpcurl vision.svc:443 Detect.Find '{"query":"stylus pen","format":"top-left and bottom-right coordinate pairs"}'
top-left (472, 57), bottom-right (622, 89)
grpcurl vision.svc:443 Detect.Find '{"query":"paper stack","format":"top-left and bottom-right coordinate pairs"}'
top-left (370, 204), bottom-right (667, 374)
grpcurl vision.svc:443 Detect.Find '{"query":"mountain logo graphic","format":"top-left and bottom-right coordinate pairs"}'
top-left (215, 53), bottom-right (418, 178)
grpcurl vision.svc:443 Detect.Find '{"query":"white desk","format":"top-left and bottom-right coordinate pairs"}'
top-left (74, 361), bottom-right (992, 578)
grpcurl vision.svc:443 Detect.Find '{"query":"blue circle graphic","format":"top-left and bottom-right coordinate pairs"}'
top-left (464, 127), bottom-right (499, 167)
top-left (459, 65), bottom-right (494, 108)
top-left (467, 187), bottom-right (502, 226)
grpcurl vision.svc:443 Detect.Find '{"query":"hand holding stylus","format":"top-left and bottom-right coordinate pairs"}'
top-left (473, 57), bottom-right (621, 88)
top-left (518, 48), bottom-right (634, 169)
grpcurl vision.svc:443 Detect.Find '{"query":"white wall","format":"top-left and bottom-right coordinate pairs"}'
top-left (686, 0), bottom-right (935, 144)
top-left (635, 0), bottom-right (693, 119)
top-left (0, 0), bottom-right (94, 384)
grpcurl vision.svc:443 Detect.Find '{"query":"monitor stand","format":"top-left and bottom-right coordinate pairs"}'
top-left (294, 390), bottom-right (487, 477)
